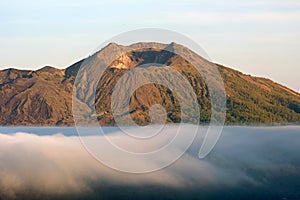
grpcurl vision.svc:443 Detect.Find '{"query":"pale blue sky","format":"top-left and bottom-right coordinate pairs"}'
top-left (0, 0), bottom-right (299, 91)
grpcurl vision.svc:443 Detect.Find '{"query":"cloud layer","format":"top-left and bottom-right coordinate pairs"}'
top-left (0, 126), bottom-right (300, 199)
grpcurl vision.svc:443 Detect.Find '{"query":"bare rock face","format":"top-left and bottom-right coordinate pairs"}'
top-left (0, 67), bottom-right (73, 125)
top-left (0, 42), bottom-right (300, 126)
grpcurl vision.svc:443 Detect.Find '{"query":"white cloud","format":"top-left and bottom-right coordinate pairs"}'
top-left (0, 126), bottom-right (300, 199)
top-left (148, 10), bottom-right (300, 25)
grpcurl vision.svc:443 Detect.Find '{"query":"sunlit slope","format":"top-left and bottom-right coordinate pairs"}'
top-left (0, 42), bottom-right (299, 125)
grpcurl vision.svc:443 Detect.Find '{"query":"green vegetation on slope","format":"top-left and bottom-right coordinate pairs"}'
top-left (0, 42), bottom-right (300, 126)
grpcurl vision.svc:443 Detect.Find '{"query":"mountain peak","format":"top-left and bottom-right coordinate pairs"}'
top-left (0, 42), bottom-right (300, 125)
top-left (36, 66), bottom-right (65, 77)
top-left (129, 42), bottom-right (168, 50)
top-left (37, 66), bottom-right (59, 72)
top-left (99, 42), bottom-right (124, 52)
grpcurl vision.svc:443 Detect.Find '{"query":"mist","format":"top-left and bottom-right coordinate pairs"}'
top-left (0, 126), bottom-right (300, 199)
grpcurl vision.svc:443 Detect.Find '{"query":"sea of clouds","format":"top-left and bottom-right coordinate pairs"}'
top-left (0, 126), bottom-right (300, 199)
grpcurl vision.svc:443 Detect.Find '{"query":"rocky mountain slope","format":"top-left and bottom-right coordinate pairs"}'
top-left (0, 42), bottom-right (300, 126)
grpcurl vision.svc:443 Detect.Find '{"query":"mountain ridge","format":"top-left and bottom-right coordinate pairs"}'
top-left (0, 42), bottom-right (300, 126)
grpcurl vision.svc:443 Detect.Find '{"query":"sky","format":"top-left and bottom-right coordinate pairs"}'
top-left (0, 0), bottom-right (299, 92)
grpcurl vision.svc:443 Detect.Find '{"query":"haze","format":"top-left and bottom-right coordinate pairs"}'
top-left (0, 126), bottom-right (300, 199)
top-left (0, 0), bottom-right (299, 92)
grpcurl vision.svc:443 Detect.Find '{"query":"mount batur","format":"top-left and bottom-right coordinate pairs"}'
top-left (1, 42), bottom-right (300, 126)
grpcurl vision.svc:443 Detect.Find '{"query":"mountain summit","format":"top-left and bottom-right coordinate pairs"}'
top-left (1, 42), bottom-right (300, 125)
